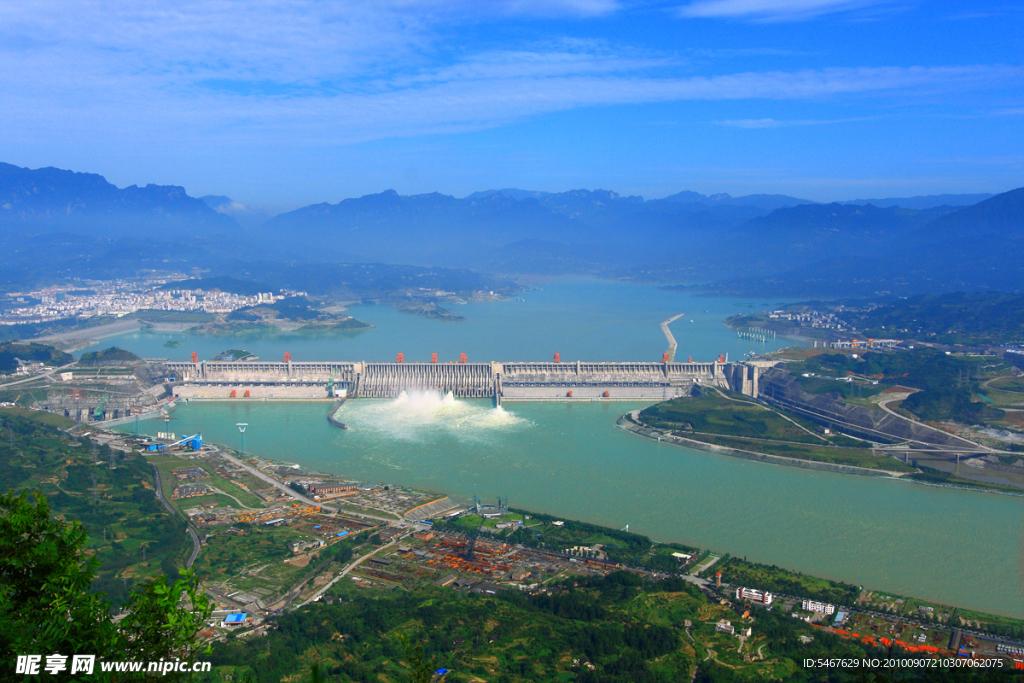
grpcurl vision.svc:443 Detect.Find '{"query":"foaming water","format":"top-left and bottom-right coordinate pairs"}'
top-left (338, 391), bottom-right (529, 443)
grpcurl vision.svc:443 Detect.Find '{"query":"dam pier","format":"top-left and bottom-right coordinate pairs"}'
top-left (165, 356), bottom-right (762, 403)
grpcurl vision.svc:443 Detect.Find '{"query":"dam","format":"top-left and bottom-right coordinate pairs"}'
top-left (163, 357), bottom-right (761, 402)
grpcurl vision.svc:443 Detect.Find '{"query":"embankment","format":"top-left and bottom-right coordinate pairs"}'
top-left (617, 413), bottom-right (905, 478)
top-left (327, 399), bottom-right (348, 429)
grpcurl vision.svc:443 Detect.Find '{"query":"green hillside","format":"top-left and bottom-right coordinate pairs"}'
top-left (0, 408), bottom-right (191, 605)
top-left (77, 346), bottom-right (142, 366)
top-left (0, 341), bottom-right (74, 373)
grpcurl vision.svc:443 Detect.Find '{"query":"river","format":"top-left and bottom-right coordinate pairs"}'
top-left (102, 279), bottom-right (1022, 617)
top-left (76, 278), bottom-right (793, 363)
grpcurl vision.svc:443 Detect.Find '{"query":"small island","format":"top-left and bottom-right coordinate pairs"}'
top-left (162, 339), bottom-right (181, 348)
top-left (398, 301), bottom-right (465, 321)
top-left (213, 349), bottom-right (255, 361)
top-left (295, 318), bottom-right (372, 333)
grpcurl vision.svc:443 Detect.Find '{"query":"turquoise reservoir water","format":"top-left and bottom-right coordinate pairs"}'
top-left (98, 278), bottom-right (1021, 617)
top-left (78, 279), bottom-right (794, 363)
top-left (132, 398), bottom-right (1023, 618)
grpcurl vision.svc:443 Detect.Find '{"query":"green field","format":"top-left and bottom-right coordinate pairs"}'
top-left (641, 392), bottom-right (827, 443)
top-left (717, 557), bottom-right (861, 606)
top-left (193, 525), bottom-right (316, 583)
top-left (1, 406), bottom-right (74, 428)
top-left (639, 393), bottom-right (915, 473)
top-left (955, 608), bottom-right (1024, 639)
top-left (990, 376), bottom-right (1024, 394)
top-left (682, 432), bottom-right (916, 472)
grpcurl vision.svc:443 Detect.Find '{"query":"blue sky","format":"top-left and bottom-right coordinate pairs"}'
top-left (1, 0), bottom-right (1022, 212)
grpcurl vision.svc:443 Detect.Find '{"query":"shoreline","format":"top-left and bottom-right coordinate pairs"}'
top-left (103, 409), bottom-right (1024, 620)
top-left (617, 412), bottom-right (906, 479)
top-left (620, 411), bottom-right (1024, 497)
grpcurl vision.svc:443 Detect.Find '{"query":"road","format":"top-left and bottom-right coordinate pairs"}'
top-left (151, 464), bottom-right (202, 568)
top-left (213, 448), bottom-right (339, 513)
top-left (0, 361), bottom-right (77, 390)
top-left (210, 488), bottom-right (259, 511)
top-left (298, 537), bottom-right (403, 608)
top-left (877, 397), bottom-right (994, 453)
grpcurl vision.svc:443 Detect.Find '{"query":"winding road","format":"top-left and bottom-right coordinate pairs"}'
top-left (151, 464), bottom-right (201, 568)
top-left (877, 396), bottom-right (994, 453)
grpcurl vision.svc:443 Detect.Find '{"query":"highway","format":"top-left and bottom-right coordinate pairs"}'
top-left (151, 464), bottom-right (201, 568)
top-left (878, 396), bottom-right (994, 453)
top-left (298, 536), bottom-right (403, 608)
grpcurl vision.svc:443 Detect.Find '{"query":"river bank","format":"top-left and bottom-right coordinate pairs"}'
top-left (617, 411), bottom-right (905, 478)
top-left (114, 399), bottom-right (1024, 617)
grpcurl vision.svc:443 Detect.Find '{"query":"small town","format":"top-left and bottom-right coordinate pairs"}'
top-left (0, 277), bottom-right (300, 325)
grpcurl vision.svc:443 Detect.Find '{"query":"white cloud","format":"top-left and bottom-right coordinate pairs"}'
top-left (486, 0), bottom-right (622, 16)
top-left (0, 0), bottom-right (1018, 153)
top-left (8, 61), bottom-right (1016, 148)
top-left (677, 0), bottom-right (885, 21)
top-left (713, 116), bottom-right (874, 127)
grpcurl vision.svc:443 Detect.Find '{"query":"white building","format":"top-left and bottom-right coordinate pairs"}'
top-left (736, 587), bottom-right (774, 605)
top-left (801, 599), bottom-right (836, 615)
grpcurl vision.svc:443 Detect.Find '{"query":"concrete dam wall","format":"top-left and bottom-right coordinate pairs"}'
top-left (165, 359), bottom-right (758, 402)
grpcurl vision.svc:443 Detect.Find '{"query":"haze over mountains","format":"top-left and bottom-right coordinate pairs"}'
top-left (1, 162), bottom-right (1021, 298)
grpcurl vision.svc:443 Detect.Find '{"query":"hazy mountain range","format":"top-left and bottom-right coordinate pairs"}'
top-left (1, 162), bottom-right (1021, 298)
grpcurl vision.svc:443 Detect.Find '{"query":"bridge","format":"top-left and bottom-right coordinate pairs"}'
top-left (164, 357), bottom-right (761, 403)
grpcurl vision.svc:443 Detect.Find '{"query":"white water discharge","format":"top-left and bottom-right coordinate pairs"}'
top-left (337, 391), bottom-right (529, 443)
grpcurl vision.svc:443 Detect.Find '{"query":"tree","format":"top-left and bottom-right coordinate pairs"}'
top-left (0, 490), bottom-right (212, 681)
top-left (398, 633), bottom-right (437, 683)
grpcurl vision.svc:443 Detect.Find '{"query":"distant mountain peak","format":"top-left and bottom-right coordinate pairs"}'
top-left (841, 193), bottom-right (995, 211)
top-left (0, 162), bottom-right (237, 237)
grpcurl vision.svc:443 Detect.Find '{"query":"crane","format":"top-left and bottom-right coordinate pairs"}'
top-left (93, 393), bottom-right (108, 421)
